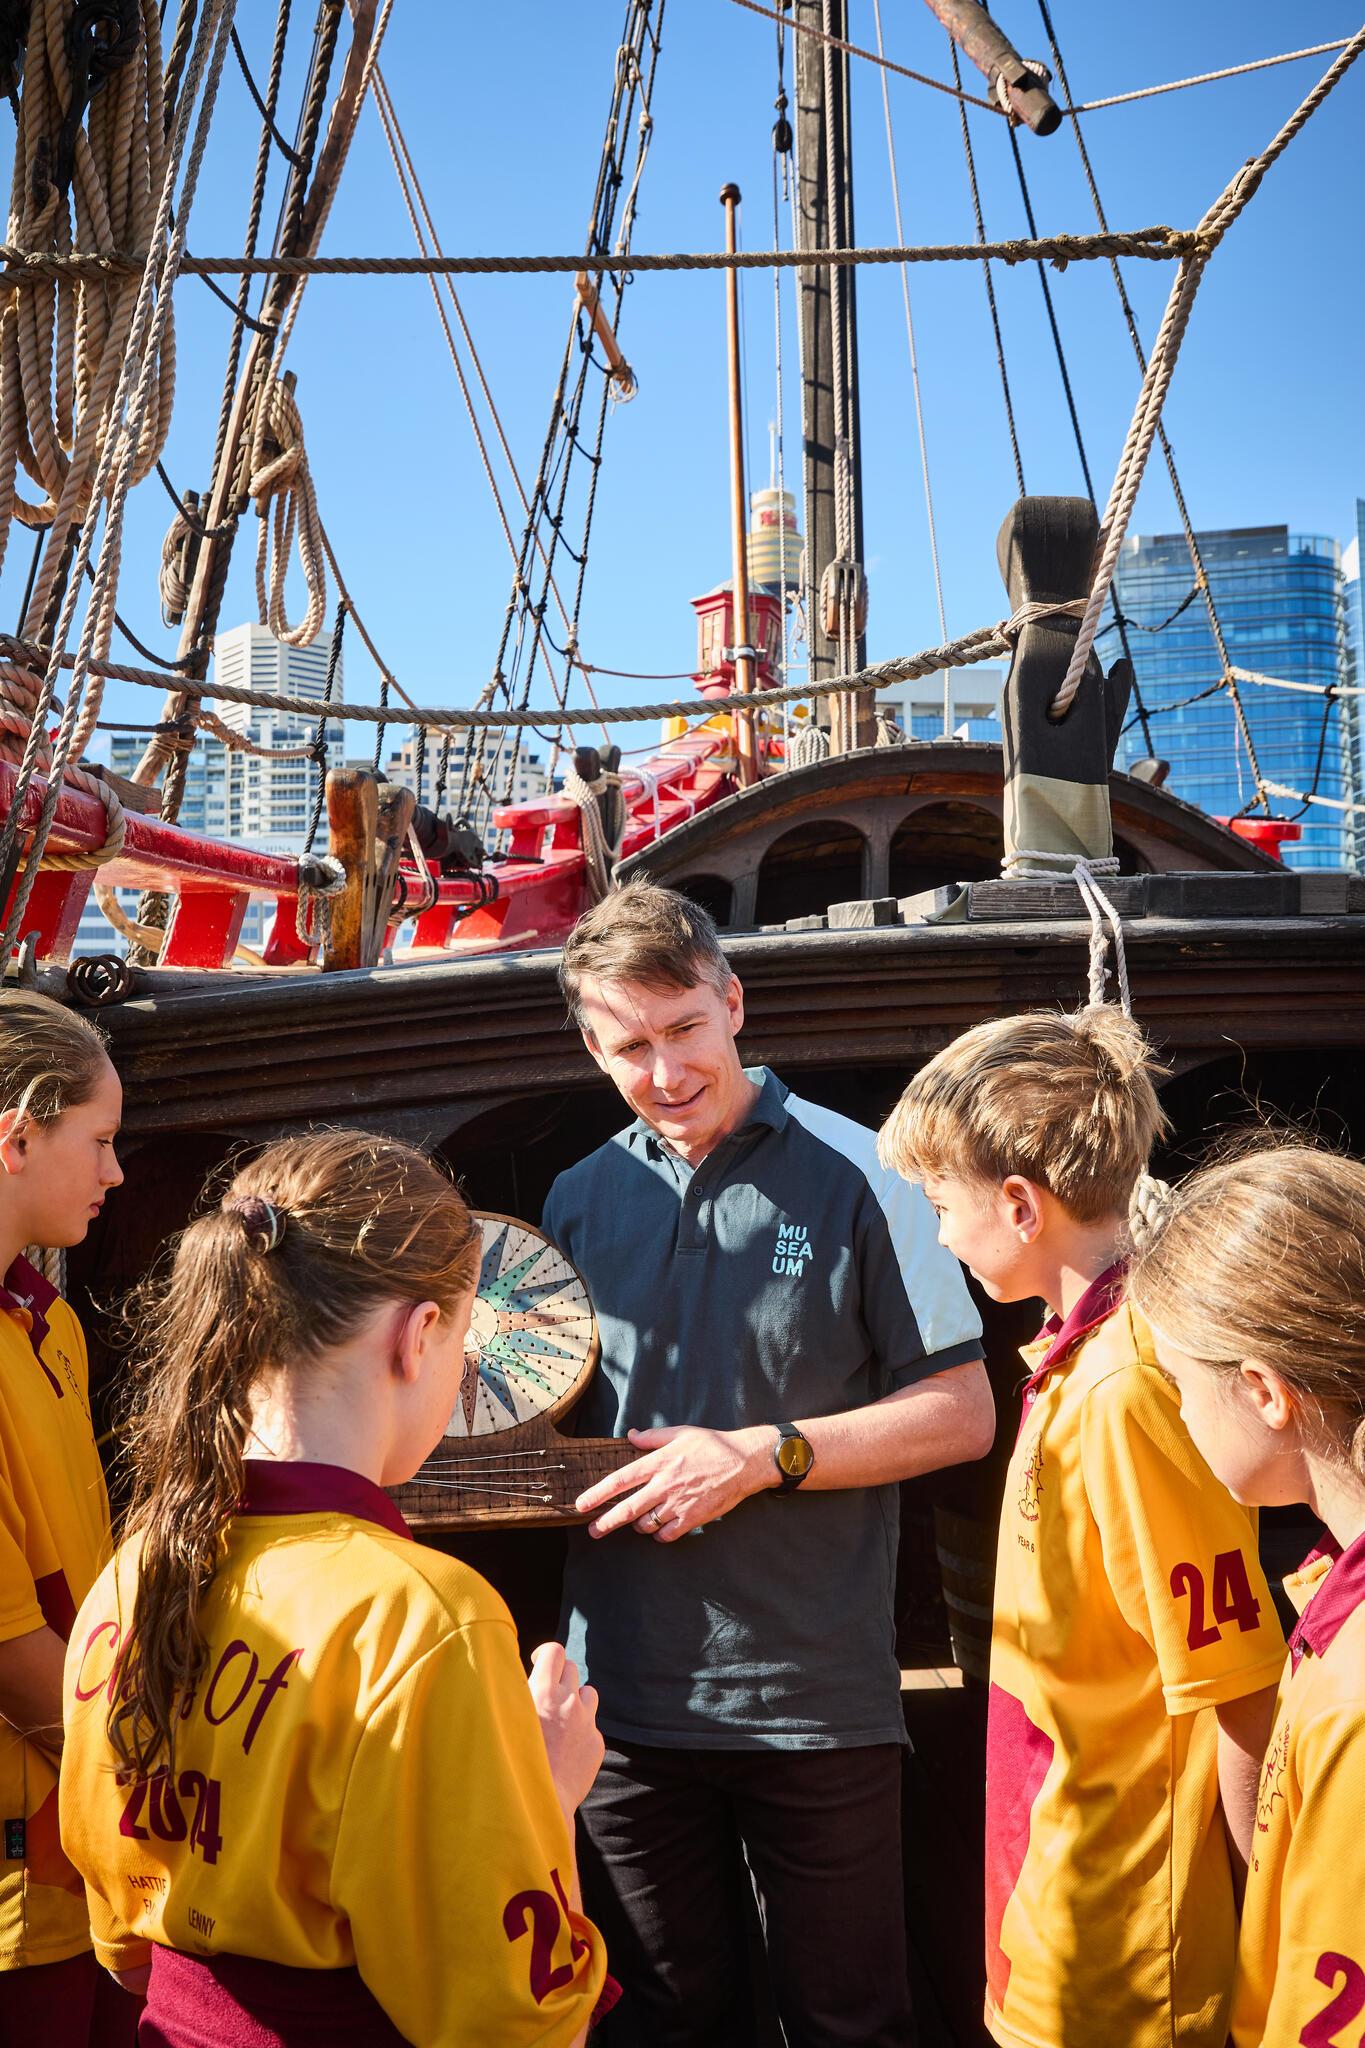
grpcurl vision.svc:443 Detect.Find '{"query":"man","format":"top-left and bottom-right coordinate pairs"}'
top-left (543, 879), bottom-right (993, 2048)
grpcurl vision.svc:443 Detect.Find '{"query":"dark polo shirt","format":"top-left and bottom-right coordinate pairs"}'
top-left (543, 1068), bottom-right (983, 1750)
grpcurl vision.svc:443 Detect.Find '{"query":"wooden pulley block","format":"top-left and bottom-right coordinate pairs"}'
top-left (389, 1213), bottom-right (637, 1531)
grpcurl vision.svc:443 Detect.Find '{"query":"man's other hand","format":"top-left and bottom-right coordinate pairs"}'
top-left (575, 1425), bottom-right (772, 1541)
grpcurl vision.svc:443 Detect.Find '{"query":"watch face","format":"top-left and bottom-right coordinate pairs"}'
top-left (777, 1433), bottom-right (813, 1478)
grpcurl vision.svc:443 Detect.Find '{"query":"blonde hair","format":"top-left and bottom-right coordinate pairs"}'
top-left (111, 1130), bottom-right (481, 1777)
top-left (559, 877), bottom-right (732, 1028)
top-left (0, 991), bottom-right (109, 1126)
top-left (1129, 1143), bottom-right (1365, 1475)
top-left (878, 1006), bottom-right (1169, 1222)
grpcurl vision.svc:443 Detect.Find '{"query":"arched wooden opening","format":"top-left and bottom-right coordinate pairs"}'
top-left (753, 819), bottom-right (866, 925)
top-left (888, 802), bottom-right (1001, 899)
top-left (674, 873), bottom-right (735, 927)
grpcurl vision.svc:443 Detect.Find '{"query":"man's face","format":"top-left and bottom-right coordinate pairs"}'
top-left (577, 972), bottom-right (750, 1162)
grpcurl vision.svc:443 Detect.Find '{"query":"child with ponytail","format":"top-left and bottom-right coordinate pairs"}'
top-left (1130, 1143), bottom-right (1365, 2048)
top-left (879, 1006), bottom-right (1286, 2048)
top-left (60, 1131), bottom-right (609, 2048)
top-left (0, 992), bottom-right (132, 2045)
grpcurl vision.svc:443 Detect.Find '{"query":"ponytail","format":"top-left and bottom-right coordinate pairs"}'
top-left (110, 1130), bottom-right (480, 1776)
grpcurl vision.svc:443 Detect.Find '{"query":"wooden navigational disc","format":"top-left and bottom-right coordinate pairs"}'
top-left (390, 1214), bottom-right (639, 1531)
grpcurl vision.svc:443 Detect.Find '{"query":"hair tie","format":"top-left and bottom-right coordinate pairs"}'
top-left (223, 1194), bottom-right (286, 1253)
top-left (1128, 1171), bottom-right (1174, 1253)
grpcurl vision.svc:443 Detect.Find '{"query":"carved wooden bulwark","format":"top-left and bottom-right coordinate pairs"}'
top-left (620, 744), bottom-right (1268, 926)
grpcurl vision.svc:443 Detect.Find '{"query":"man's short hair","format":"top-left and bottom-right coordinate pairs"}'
top-left (877, 1006), bottom-right (1169, 1222)
top-left (559, 878), bottom-right (733, 1029)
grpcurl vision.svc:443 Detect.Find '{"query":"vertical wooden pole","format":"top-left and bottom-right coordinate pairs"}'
top-left (720, 184), bottom-right (759, 788)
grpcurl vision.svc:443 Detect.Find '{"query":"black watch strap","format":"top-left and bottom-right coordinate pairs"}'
top-left (773, 1421), bottom-right (815, 1491)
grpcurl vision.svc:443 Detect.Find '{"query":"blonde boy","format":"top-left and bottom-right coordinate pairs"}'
top-left (879, 1007), bottom-right (1286, 2048)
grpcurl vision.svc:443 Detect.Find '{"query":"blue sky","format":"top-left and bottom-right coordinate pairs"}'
top-left (5, 1), bottom-right (1363, 761)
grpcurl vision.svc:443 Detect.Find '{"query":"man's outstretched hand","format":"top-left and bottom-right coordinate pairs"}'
top-left (574, 1424), bottom-right (775, 1541)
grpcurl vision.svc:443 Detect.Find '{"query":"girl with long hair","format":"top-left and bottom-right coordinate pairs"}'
top-left (0, 991), bottom-right (132, 2045)
top-left (1130, 1144), bottom-right (1365, 2048)
top-left (61, 1130), bottom-right (608, 2047)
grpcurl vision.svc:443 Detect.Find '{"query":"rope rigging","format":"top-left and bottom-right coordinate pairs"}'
top-left (458, 0), bottom-right (663, 833)
top-left (1049, 22), bottom-right (1365, 836)
top-left (0, 0), bottom-right (1358, 918)
top-left (0, 0), bottom-right (238, 959)
top-left (948, 39), bottom-right (1024, 499)
top-left (871, 0), bottom-right (947, 731)
top-left (0, 224), bottom-right (1216, 280)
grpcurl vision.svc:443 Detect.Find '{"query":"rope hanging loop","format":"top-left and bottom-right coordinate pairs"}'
top-left (247, 374), bottom-right (328, 647)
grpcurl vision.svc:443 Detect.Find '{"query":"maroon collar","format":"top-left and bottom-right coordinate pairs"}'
top-left (1289, 1528), bottom-right (1365, 1670)
top-left (239, 1459), bottom-right (412, 1542)
top-left (1027, 1261), bottom-right (1127, 1380)
top-left (0, 1253), bottom-right (58, 1355)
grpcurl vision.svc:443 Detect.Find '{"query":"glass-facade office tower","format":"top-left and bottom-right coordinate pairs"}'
top-left (1114, 526), bottom-right (1353, 870)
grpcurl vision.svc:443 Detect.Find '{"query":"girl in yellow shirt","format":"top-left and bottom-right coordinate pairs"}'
top-left (0, 991), bottom-right (132, 2047)
top-left (61, 1130), bottom-right (609, 2048)
top-left (1131, 1143), bottom-right (1365, 2048)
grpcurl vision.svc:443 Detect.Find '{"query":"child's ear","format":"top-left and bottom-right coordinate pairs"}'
top-left (0, 1109), bottom-right (30, 1180)
top-left (393, 1300), bottom-right (443, 1384)
top-left (1238, 1359), bottom-right (1296, 1434)
top-left (1001, 1174), bottom-right (1044, 1243)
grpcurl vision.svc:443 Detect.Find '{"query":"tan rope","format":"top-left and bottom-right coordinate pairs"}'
top-left (1050, 27), bottom-right (1365, 727)
top-left (0, 601), bottom-right (1083, 733)
top-left (0, 0), bottom-right (236, 949)
top-left (0, 0), bottom-right (175, 866)
top-left (0, 227), bottom-right (1205, 281)
top-left (247, 376), bottom-right (327, 646)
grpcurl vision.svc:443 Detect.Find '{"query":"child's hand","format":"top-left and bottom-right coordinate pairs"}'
top-left (528, 1641), bottom-right (604, 1818)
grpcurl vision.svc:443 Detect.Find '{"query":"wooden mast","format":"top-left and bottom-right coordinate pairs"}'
top-left (720, 183), bottom-right (759, 789)
top-left (793, 0), bottom-right (871, 750)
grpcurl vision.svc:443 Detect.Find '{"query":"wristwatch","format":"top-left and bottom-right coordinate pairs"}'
top-left (773, 1422), bottom-right (815, 1492)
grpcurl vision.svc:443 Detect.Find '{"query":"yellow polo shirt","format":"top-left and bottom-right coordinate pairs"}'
top-left (986, 1268), bottom-right (1285, 2048)
top-left (61, 1459), bottom-right (607, 2047)
top-left (1233, 1531), bottom-right (1365, 2047)
top-left (0, 1256), bottom-right (111, 1970)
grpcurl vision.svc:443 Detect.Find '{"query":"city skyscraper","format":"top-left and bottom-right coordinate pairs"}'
top-left (1113, 526), bottom-right (1355, 871)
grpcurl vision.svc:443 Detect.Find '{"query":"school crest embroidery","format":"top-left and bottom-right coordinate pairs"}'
top-left (1251, 1716), bottom-right (1289, 1873)
top-left (1017, 1435), bottom-right (1044, 1522)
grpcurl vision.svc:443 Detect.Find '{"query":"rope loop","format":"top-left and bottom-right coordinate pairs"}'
top-left (295, 852), bottom-right (346, 949)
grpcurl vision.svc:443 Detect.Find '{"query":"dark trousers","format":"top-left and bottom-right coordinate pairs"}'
top-left (578, 1740), bottom-right (914, 2048)
top-left (0, 1953), bottom-right (141, 2048)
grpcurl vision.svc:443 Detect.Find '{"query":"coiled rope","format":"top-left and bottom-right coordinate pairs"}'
top-left (0, 0), bottom-right (238, 955)
top-left (0, 0), bottom-right (179, 881)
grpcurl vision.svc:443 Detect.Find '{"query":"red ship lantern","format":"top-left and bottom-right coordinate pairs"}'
top-left (690, 580), bottom-right (785, 701)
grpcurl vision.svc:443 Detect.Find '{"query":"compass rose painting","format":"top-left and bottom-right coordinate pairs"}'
top-left (449, 1214), bottom-right (598, 1438)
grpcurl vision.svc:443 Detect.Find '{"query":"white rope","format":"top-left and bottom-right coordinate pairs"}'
top-left (1069, 39), bottom-right (1355, 116)
top-left (1073, 858), bottom-right (1131, 1013)
top-left (627, 765), bottom-right (663, 843)
top-left (562, 766), bottom-right (624, 903)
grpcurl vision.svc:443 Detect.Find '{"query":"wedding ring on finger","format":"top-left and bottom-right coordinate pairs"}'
top-left (644, 1506), bottom-right (664, 1531)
